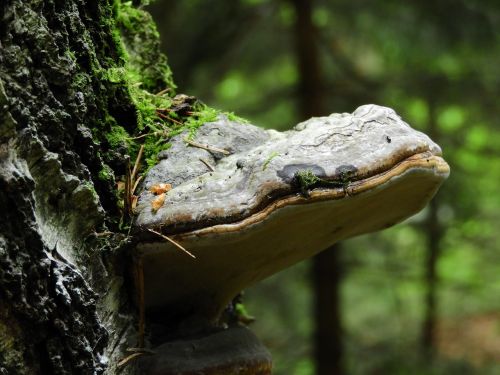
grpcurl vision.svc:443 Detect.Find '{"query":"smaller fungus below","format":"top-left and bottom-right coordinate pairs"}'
top-left (133, 104), bottom-right (450, 334)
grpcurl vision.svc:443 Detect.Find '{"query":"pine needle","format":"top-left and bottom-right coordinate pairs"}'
top-left (199, 158), bottom-right (215, 171)
top-left (117, 352), bottom-right (145, 368)
top-left (131, 144), bottom-right (144, 184)
top-left (184, 138), bottom-right (230, 155)
top-left (147, 229), bottom-right (196, 259)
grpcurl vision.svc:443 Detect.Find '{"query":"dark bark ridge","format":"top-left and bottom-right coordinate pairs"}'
top-left (0, 1), bottom-right (172, 373)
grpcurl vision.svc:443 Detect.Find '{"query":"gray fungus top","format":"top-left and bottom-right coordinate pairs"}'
top-left (135, 104), bottom-right (446, 234)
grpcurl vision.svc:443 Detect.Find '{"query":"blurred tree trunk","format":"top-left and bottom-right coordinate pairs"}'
top-left (312, 244), bottom-right (344, 375)
top-left (422, 197), bottom-right (440, 353)
top-left (290, 0), bottom-right (322, 115)
top-left (421, 97), bottom-right (443, 356)
top-left (289, 0), bottom-right (344, 374)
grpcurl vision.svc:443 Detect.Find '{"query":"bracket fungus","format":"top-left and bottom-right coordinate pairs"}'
top-left (133, 104), bottom-right (449, 331)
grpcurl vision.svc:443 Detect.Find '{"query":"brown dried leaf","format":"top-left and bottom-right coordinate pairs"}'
top-left (117, 181), bottom-right (126, 191)
top-left (131, 195), bottom-right (138, 212)
top-left (151, 193), bottom-right (165, 212)
top-left (149, 183), bottom-right (172, 195)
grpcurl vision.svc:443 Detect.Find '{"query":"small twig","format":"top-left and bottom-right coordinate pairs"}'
top-left (128, 133), bottom-right (149, 140)
top-left (147, 229), bottom-right (196, 259)
top-left (131, 144), bottom-right (144, 185)
top-left (124, 161), bottom-right (132, 215)
top-left (132, 175), bottom-right (143, 195)
top-left (117, 352), bottom-right (145, 368)
top-left (199, 158), bottom-right (215, 172)
top-left (93, 231), bottom-right (114, 237)
top-left (156, 111), bottom-right (184, 125)
top-left (128, 130), bottom-right (169, 140)
top-left (126, 347), bottom-right (156, 354)
top-left (184, 138), bottom-right (230, 155)
top-left (155, 87), bottom-right (170, 96)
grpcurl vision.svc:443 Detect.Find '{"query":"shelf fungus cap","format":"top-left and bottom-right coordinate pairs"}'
top-left (134, 104), bottom-right (450, 323)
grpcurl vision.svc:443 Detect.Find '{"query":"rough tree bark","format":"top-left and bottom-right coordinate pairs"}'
top-left (0, 1), bottom-right (173, 374)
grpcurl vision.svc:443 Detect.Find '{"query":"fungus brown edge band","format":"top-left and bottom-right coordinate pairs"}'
top-left (142, 151), bottom-right (449, 241)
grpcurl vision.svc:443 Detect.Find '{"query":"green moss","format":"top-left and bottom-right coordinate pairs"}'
top-left (235, 302), bottom-right (250, 317)
top-left (97, 1), bottom-right (175, 170)
top-left (81, 181), bottom-right (100, 202)
top-left (262, 151), bottom-right (279, 171)
top-left (128, 85), bottom-right (172, 131)
top-left (99, 164), bottom-right (115, 182)
top-left (182, 106), bottom-right (219, 139)
top-left (103, 66), bottom-right (126, 83)
top-left (295, 170), bottom-right (322, 191)
top-left (234, 302), bottom-right (255, 325)
top-left (225, 111), bottom-right (249, 124)
top-left (294, 170), bottom-right (342, 197)
top-left (65, 49), bottom-right (76, 62)
top-left (100, 1), bottom-right (245, 168)
top-left (113, 0), bottom-right (175, 91)
top-left (294, 167), bottom-right (357, 196)
top-left (337, 167), bottom-right (357, 184)
top-left (0, 316), bottom-right (25, 374)
top-left (72, 72), bottom-right (90, 89)
top-left (99, 64), bottom-right (174, 169)
top-left (144, 140), bottom-right (171, 169)
top-left (88, 0), bottom-right (252, 208)
top-left (106, 124), bottom-right (131, 147)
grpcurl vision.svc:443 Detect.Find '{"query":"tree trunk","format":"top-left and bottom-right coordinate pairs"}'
top-left (289, 0), bottom-right (344, 374)
top-left (312, 244), bottom-right (344, 375)
top-left (290, 0), bottom-right (322, 117)
top-left (0, 1), bottom-right (172, 373)
top-left (422, 197), bottom-right (441, 354)
top-left (421, 98), bottom-right (443, 356)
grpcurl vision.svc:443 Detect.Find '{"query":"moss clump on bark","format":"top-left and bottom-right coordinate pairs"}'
top-left (113, 0), bottom-right (175, 91)
top-left (100, 1), bottom-right (252, 172)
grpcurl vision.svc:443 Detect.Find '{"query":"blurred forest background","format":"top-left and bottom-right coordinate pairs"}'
top-left (147, 1), bottom-right (500, 374)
